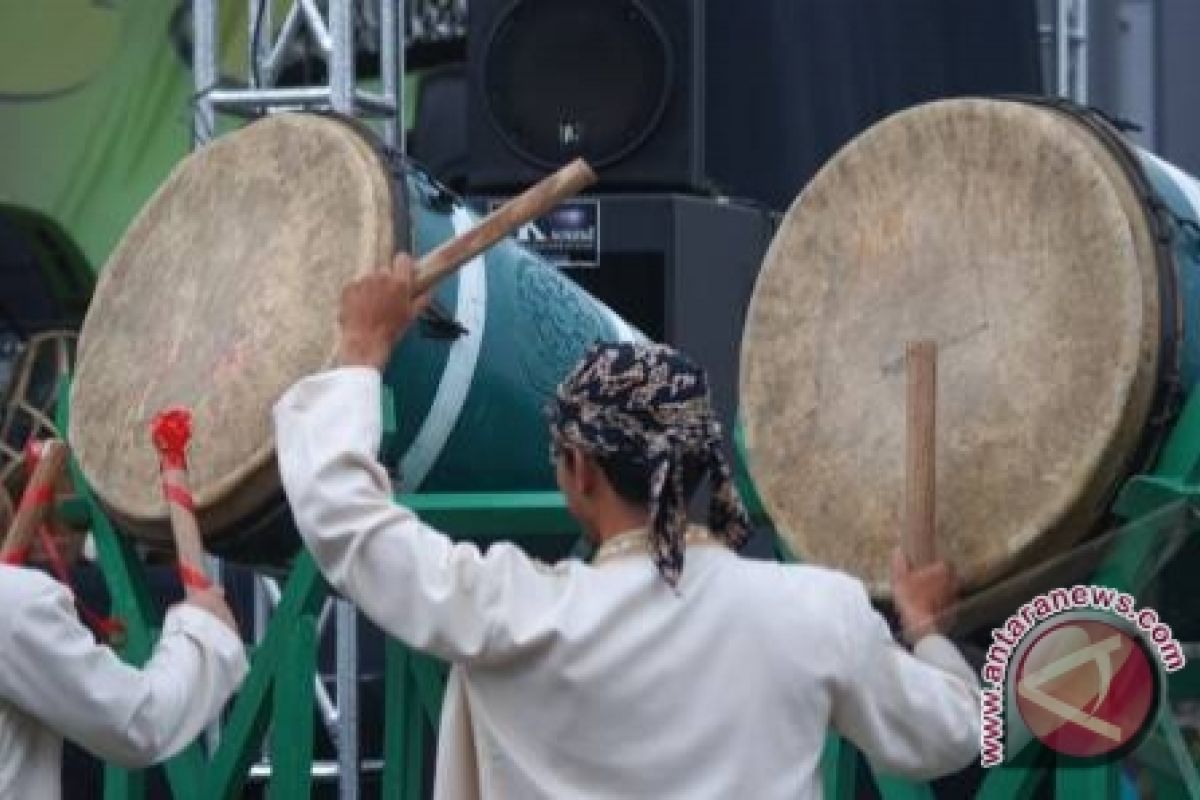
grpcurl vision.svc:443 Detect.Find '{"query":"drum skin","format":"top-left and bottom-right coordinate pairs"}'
top-left (69, 114), bottom-right (637, 565)
top-left (740, 98), bottom-right (1183, 599)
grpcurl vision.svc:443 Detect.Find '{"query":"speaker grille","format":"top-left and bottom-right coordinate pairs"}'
top-left (481, 0), bottom-right (672, 169)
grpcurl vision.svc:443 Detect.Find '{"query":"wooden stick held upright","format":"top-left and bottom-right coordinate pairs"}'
top-left (151, 407), bottom-right (210, 592)
top-left (0, 439), bottom-right (68, 563)
top-left (413, 158), bottom-right (597, 294)
top-left (905, 340), bottom-right (938, 567)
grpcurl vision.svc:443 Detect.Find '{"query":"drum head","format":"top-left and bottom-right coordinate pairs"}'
top-left (740, 98), bottom-right (1161, 596)
top-left (70, 114), bottom-right (394, 544)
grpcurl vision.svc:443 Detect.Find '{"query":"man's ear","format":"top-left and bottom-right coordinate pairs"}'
top-left (575, 450), bottom-right (602, 496)
top-left (564, 447), bottom-right (600, 496)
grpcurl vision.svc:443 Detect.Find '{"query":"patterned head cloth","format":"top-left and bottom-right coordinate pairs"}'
top-left (547, 341), bottom-right (752, 586)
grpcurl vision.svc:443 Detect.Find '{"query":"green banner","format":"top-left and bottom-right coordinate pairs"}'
top-left (0, 1), bottom-right (279, 274)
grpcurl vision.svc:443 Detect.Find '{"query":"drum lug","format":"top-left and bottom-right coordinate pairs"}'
top-left (1146, 198), bottom-right (1176, 245)
top-left (1085, 104), bottom-right (1144, 135)
top-left (1147, 197), bottom-right (1200, 252)
top-left (1151, 374), bottom-right (1186, 430)
top-left (1177, 217), bottom-right (1200, 255)
top-left (419, 301), bottom-right (468, 339)
top-left (404, 156), bottom-right (459, 214)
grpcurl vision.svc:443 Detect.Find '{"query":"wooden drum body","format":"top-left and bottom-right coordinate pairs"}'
top-left (740, 98), bottom-right (1200, 602)
top-left (69, 114), bottom-right (637, 566)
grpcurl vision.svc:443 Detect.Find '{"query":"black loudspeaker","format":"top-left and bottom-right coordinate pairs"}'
top-left (467, 0), bottom-right (704, 192)
top-left (411, 63), bottom-right (470, 192)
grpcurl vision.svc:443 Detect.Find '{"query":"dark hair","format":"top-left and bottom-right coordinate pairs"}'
top-left (595, 451), bottom-right (708, 507)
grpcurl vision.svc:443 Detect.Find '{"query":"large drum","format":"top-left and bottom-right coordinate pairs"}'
top-left (741, 97), bottom-right (1200, 601)
top-left (70, 113), bottom-right (637, 565)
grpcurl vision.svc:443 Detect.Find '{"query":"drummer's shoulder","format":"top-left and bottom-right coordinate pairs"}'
top-left (0, 565), bottom-right (72, 623)
top-left (475, 539), bottom-right (576, 581)
top-left (738, 557), bottom-right (871, 604)
top-left (0, 564), bottom-right (63, 597)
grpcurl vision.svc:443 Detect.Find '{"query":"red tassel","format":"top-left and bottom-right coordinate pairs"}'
top-left (178, 562), bottom-right (211, 591)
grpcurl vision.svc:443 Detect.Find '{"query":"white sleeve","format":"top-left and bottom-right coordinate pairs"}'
top-left (273, 366), bottom-right (570, 666)
top-left (829, 579), bottom-right (981, 780)
top-left (0, 578), bottom-right (247, 768)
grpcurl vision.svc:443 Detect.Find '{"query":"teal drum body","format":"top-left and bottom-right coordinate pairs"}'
top-left (386, 167), bottom-right (638, 494)
top-left (69, 113), bottom-right (637, 567)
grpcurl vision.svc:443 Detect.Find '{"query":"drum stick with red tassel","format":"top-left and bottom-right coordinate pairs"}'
top-left (1, 439), bottom-right (69, 565)
top-left (151, 407), bottom-right (210, 593)
top-left (904, 340), bottom-right (938, 567)
top-left (412, 158), bottom-right (596, 294)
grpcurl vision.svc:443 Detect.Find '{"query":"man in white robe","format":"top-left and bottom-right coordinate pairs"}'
top-left (0, 568), bottom-right (247, 799)
top-left (274, 255), bottom-right (980, 798)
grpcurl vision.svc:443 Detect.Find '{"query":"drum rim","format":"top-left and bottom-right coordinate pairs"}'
top-left (1000, 96), bottom-right (1185, 479)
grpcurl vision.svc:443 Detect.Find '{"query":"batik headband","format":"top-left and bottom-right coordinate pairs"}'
top-left (547, 341), bottom-right (751, 586)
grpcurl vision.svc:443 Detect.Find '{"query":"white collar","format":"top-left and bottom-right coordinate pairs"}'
top-left (592, 525), bottom-right (722, 566)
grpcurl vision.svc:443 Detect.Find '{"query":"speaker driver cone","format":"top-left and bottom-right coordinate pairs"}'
top-left (481, 0), bottom-right (673, 170)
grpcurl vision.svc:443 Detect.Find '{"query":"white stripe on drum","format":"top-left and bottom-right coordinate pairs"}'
top-left (601, 301), bottom-right (646, 343)
top-left (397, 207), bottom-right (488, 491)
top-left (1139, 149), bottom-right (1200, 223)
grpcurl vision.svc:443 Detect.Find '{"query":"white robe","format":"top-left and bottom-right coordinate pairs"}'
top-left (0, 566), bottom-right (247, 800)
top-left (275, 367), bottom-right (981, 799)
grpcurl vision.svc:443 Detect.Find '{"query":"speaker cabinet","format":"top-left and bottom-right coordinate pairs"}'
top-left (467, 0), bottom-right (704, 192)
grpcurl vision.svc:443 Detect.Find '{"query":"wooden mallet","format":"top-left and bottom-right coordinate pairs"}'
top-left (0, 439), bottom-right (69, 565)
top-left (904, 340), bottom-right (938, 568)
top-left (150, 407), bottom-right (211, 593)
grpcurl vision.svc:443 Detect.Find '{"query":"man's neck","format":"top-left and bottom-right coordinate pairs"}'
top-left (590, 506), bottom-right (651, 545)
